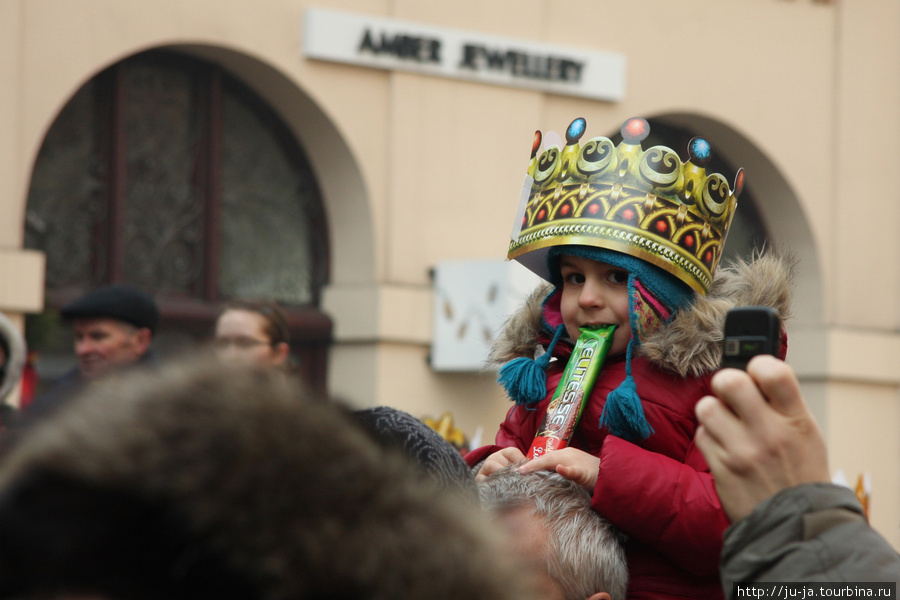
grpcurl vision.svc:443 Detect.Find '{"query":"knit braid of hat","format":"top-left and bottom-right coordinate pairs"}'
top-left (498, 246), bottom-right (695, 441)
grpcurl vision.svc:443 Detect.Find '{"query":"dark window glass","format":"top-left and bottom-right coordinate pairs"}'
top-left (26, 80), bottom-right (101, 290)
top-left (220, 86), bottom-right (321, 305)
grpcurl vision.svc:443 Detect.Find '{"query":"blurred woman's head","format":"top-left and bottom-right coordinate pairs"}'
top-left (213, 300), bottom-right (290, 369)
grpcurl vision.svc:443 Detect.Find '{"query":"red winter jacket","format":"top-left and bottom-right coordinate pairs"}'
top-left (468, 252), bottom-right (795, 600)
top-left (467, 351), bottom-right (727, 600)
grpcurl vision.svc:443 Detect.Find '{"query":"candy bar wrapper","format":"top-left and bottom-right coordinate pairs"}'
top-left (529, 325), bottom-right (615, 460)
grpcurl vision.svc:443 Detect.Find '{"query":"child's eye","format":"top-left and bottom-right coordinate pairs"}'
top-left (563, 272), bottom-right (585, 286)
top-left (607, 270), bottom-right (629, 285)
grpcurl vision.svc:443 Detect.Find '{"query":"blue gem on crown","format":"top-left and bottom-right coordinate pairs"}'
top-left (565, 118), bottom-right (586, 144)
top-left (689, 137), bottom-right (712, 165)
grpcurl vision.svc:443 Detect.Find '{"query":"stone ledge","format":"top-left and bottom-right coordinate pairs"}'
top-left (0, 248), bottom-right (45, 313)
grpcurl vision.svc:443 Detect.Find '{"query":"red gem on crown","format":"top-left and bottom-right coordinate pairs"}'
top-left (621, 117), bottom-right (650, 145)
top-left (531, 131), bottom-right (542, 159)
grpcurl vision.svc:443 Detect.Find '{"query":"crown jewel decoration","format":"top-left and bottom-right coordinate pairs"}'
top-left (509, 117), bottom-right (744, 295)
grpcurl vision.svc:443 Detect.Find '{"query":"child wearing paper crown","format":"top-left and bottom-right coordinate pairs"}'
top-left (466, 117), bottom-right (795, 600)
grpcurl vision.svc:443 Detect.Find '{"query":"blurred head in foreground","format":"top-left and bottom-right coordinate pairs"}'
top-left (0, 358), bottom-right (531, 600)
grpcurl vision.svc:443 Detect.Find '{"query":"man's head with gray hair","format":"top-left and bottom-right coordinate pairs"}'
top-left (479, 467), bottom-right (628, 600)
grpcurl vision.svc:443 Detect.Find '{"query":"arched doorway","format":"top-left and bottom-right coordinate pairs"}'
top-left (24, 49), bottom-right (332, 393)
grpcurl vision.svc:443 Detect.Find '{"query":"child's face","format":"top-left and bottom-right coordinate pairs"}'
top-left (558, 254), bottom-right (631, 356)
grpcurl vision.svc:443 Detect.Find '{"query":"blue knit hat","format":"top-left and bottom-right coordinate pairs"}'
top-left (498, 246), bottom-right (694, 441)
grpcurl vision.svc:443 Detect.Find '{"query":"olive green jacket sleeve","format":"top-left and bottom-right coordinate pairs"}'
top-left (721, 483), bottom-right (900, 599)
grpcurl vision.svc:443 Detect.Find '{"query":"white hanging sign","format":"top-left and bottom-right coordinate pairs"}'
top-left (304, 8), bottom-right (626, 101)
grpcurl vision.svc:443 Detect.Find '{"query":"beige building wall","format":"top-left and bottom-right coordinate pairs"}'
top-left (1, 0), bottom-right (898, 548)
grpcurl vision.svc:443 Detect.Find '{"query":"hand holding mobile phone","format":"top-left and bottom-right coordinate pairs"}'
top-left (721, 306), bottom-right (781, 370)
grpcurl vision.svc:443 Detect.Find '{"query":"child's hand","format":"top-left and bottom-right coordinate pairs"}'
top-left (518, 447), bottom-right (600, 492)
top-left (474, 447), bottom-right (527, 481)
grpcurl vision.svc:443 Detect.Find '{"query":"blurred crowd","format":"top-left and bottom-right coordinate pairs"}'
top-left (0, 282), bottom-right (893, 600)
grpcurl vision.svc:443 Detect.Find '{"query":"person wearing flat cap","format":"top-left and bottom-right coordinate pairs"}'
top-left (22, 285), bottom-right (159, 424)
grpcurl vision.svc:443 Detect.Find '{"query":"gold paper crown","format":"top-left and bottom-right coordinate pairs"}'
top-left (508, 117), bottom-right (744, 295)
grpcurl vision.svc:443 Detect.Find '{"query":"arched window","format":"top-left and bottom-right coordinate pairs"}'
top-left (25, 50), bottom-right (331, 392)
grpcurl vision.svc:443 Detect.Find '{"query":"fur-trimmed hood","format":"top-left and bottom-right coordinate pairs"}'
top-left (488, 250), bottom-right (796, 378)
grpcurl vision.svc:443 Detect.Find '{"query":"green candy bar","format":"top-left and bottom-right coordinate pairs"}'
top-left (529, 325), bottom-right (616, 460)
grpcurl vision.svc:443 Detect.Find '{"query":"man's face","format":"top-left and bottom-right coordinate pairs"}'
top-left (72, 318), bottom-right (151, 378)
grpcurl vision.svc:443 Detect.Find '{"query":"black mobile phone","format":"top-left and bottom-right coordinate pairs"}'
top-left (721, 306), bottom-right (781, 370)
